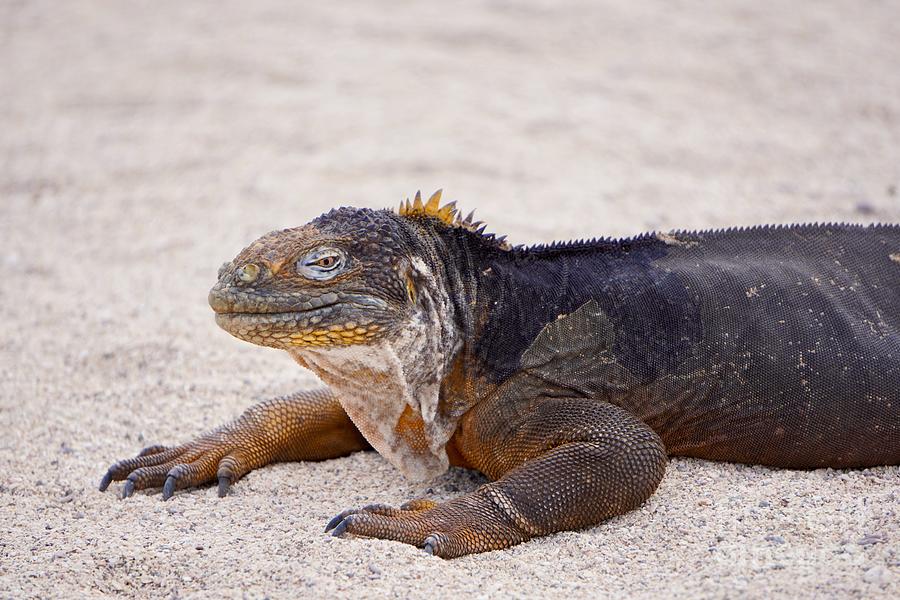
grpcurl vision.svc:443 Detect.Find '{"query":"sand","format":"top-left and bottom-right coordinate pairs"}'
top-left (1, 1), bottom-right (899, 598)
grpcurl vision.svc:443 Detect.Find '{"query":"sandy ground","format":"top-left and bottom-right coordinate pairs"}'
top-left (2, 0), bottom-right (899, 598)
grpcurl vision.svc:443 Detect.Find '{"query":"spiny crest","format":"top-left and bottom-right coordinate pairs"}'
top-left (520, 222), bottom-right (899, 257)
top-left (397, 189), bottom-right (511, 250)
top-left (398, 189), bottom-right (457, 225)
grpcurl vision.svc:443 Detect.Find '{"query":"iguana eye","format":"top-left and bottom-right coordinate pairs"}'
top-left (315, 255), bottom-right (338, 269)
top-left (297, 248), bottom-right (346, 280)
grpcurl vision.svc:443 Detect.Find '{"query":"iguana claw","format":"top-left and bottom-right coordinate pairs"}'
top-left (329, 515), bottom-right (353, 537)
top-left (423, 536), bottom-right (437, 555)
top-left (217, 475), bottom-right (231, 497)
top-left (325, 511), bottom-right (350, 533)
top-left (162, 475), bottom-right (177, 500)
top-left (122, 479), bottom-right (135, 499)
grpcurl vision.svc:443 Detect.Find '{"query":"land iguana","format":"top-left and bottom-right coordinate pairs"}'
top-left (100, 191), bottom-right (900, 558)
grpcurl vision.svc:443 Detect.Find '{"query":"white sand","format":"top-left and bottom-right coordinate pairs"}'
top-left (1, 1), bottom-right (898, 597)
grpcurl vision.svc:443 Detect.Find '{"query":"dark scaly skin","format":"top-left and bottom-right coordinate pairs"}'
top-left (101, 192), bottom-right (900, 557)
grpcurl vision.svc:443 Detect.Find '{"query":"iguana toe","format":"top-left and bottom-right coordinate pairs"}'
top-left (400, 499), bottom-right (438, 511)
top-left (329, 514), bottom-right (354, 537)
top-left (326, 500), bottom-right (451, 550)
top-left (325, 508), bottom-right (357, 532)
top-left (100, 444), bottom-right (190, 493)
top-left (214, 453), bottom-right (247, 498)
top-left (162, 474), bottom-right (177, 500)
top-left (121, 479), bottom-right (135, 499)
top-left (123, 463), bottom-right (174, 496)
top-left (422, 533), bottom-right (450, 557)
top-left (136, 444), bottom-right (168, 457)
top-left (217, 475), bottom-right (232, 498)
top-left (361, 503), bottom-right (401, 515)
top-left (161, 457), bottom-right (221, 500)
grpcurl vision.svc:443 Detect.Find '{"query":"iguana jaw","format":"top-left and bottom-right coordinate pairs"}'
top-left (210, 292), bottom-right (392, 350)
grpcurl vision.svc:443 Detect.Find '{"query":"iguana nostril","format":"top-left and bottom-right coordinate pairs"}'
top-left (207, 286), bottom-right (230, 313)
top-left (238, 263), bottom-right (260, 283)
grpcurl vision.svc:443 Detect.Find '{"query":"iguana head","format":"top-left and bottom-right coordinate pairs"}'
top-left (208, 190), bottom-right (505, 351)
top-left (208, 206), bottom-right (415, 350)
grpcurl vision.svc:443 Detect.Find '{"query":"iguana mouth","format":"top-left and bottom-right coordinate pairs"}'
top-left (212, 296), bottom-right (389, 349)
top-left (208, 286), bottom-right (387, 314)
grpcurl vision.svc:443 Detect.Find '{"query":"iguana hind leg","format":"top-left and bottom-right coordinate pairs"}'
top-left (328, 397), bottom-right (667, 557)
top-left (99, 388), bottom-right (369, 499)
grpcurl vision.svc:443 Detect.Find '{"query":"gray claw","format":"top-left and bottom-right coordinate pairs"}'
top-left (325, 513), bottom-right (344, 533)
top-left (423, 534), bottom-right (442, 556)
top-left (162, 475), bottom-right (176, 500)
top-left (325, 508), bottom-right (357, 532)
top-left (330, 516), bottom-right (352, 537)
top-left (99, 471), bottom-right (112, 492)
top-left (121, 479), bottom-right (135, 499)
top-left (217, 475), bottom-right (231, 498)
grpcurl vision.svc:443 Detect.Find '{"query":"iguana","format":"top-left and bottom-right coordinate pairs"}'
top-left (100, 191), bottom-right (900, 558)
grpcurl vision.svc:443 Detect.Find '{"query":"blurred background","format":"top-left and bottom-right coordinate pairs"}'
top-left (5, 1), bottom-right (899, 245)
top-left (2, 1), bottom-right (899, 597)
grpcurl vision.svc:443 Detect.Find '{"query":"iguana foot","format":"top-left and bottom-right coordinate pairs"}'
top-left (99, 431), bottom-right (258, 500)
top-left (328, 399), bottom-right (668, 558)
top-left (324, 499), bottom-right (439, 532)
top-left (99, 390), bottom-right (369, 500)
top-left (325, 487), bottom-right (529, 558)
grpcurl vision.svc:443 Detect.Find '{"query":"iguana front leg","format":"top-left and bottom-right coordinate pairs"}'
top-left (328, 397), bottom-right (667, 557)
top-left (99, 388), bottom-right (369, 499)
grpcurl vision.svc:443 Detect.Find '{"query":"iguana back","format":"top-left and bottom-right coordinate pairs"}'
top-left (474, 223), bottom-right (900, 468)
